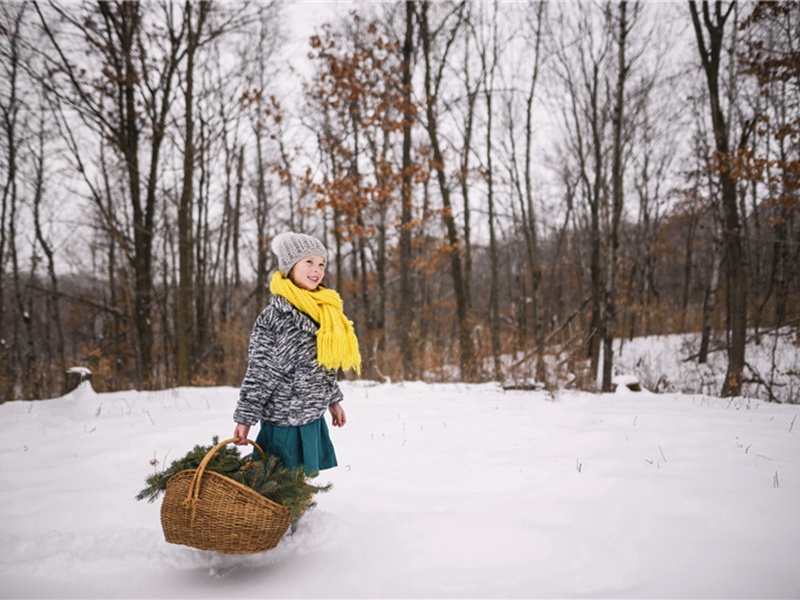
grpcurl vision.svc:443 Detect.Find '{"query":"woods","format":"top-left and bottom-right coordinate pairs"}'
top-left (0, 0), bottom-right (798, 402)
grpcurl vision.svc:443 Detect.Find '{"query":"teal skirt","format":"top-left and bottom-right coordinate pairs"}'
top-left (255, 417), bottom-right (337, 474)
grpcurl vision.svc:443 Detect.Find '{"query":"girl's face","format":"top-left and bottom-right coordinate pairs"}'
top-left (290, 254), bottom-right (326, 291)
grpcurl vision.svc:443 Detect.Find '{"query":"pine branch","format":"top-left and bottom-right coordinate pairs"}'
top-left (135, 438), bottom-right (332, 520)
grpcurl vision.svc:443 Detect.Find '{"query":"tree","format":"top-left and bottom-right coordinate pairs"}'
top-left (456, 3), bottom-right (480, 312)
top-left (478, 1), bottom-right (503, 380)
top-left (552, 3), bottom-right (613, 385)
top-left (0, 2), bottom-right (26, 398)
top-left (35, 1), bottom-right (186, 387)
top-left (176, 1), bottom-right (210, 386)
top-left (738, 1), bottom-right (800, 330)
top-left (398, 0), bottom-right (416, 379)
top-left (238, 3), bottom-right (281, 312)
top-left (31, 92), bottom-right (66, 391)
top-left (689, 0), bottom-right (748, 397)
top-left (522, 1), bottom-right (548, 386)
top-left (601, 1), bottom-right (633, 392)
top-left (419, 1), bottom-right (478, 381)
top-left (305, 12), bottom-right (407, 379)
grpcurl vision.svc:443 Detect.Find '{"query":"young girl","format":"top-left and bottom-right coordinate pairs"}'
top-left (233, 232), bottom-right (360, 474)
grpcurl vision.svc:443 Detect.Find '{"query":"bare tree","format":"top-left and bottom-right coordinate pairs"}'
top-left (420, 1), bottom-right (478, 381)
top-left (552, 3), bottom-right (613, 385)
top-left (31, 94), bottom-right (66, 390)
top-left (0, 2), bottom-right (27, 398)
top-left (35, 1), bottom-right (186, 387)
top-left (601, 1), bottom-right (633, 392)
top-left (238, 4), bottom-right (281, 311)
top-left (689, 0), bottom-right (747, 397)
top-left (398, 0), bottom-right (416, 379)
top-left (458, 4), bottom-right (480, 311)
top-left (176, 1), bottom-right (210, 386)
top-left (522, 1), bottom-right (548, 385)
top-left (477, 1), bottom-right (503, 380)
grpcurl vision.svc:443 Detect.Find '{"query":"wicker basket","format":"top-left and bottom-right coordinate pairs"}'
top-left (160, 438), bottom-right (292, 554)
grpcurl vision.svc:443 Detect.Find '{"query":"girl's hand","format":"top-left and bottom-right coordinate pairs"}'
top-left (329, 402), bottom-right (346, 427)
top-left (233, 423), bottom-right (251, 444)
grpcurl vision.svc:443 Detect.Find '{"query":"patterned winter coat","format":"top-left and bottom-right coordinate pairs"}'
top-left (234, 295), bottom-right (343, 427)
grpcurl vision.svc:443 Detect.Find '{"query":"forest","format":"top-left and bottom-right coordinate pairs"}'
top-left (0, 1), bottom-right (797, 402)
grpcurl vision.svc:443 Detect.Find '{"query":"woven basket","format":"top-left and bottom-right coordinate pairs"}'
top-left (160, 438), bottom-right (292, 554)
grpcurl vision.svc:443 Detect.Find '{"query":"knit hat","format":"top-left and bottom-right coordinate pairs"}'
top-left (271, 232), bottom-right (328, 276)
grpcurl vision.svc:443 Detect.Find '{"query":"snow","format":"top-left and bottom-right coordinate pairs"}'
top-left (66, 366), bottom-right (92, 376)
top-left (614, 329), bottom-right (800, 402)
top-left (1, 378), bottom-right (799, 598)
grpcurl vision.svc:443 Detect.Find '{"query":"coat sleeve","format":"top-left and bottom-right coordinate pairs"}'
top-left (328, 375), bottom-right (344, 405)
top-left (233, 307), bottom-right (291, 426)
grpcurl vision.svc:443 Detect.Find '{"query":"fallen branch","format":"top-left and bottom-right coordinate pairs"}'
top-left (510, 298), bottom-right (591, 370)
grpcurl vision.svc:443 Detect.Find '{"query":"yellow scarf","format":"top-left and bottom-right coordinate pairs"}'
top-left (270, 272), bottom-right (361, 375)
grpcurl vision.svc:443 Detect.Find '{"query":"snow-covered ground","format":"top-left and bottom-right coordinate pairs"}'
top-left (615, 329), bottom-right (800, 403)
top-left (1, 376), bottom-right (798, 598)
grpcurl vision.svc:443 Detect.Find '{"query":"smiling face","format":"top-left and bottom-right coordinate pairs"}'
top-left (289, 254), bottom-right (326, 291)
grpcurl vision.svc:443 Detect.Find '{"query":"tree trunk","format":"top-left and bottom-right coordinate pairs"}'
top-left (8, 155), bottom-right (37, 398)
top-left (32, 108), bottom-right (66, 391)
top-left (233, 147), bottom-right (244, 291)
top-left (254, 130), bottom-right (269, 310)
top-left (774, 137), bottom-right (792, 328)
top-left (574, 44), bottom-right (608, 384)
top-left (460, 23), bottom-right (478, 312)
top-left (699, 231), bottom-right (723, 364)
top-left (482, 2), bottom-right (502, 381)
top-left (113, 2), bottom-right (153, 387)
top-left (99, 142), bottom-right (123, 389)
top-left (602, 1), bottom-right (629, 393)
top-left (524, 1), bottom-right (547, 386)
top-left (681, 215), bottom-right (697, 329)
top-left (177, 1), bottom-right (208, 386)
top-left (196, 112), bottom-right (212, 358)
top-left (398, 0), bottom-right (415, 379)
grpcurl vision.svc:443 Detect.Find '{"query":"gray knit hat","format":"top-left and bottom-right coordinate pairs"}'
top-left (271, 231), bottom-right (328, 276)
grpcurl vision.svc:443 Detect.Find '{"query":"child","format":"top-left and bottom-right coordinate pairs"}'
top-left (233, 232), bottom-right (361, 474)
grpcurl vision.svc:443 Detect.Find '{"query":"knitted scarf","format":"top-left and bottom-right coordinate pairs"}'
top-left (270, 272), bottom-right (361, 374)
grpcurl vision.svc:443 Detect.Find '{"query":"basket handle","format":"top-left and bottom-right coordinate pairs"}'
top-left (183, 437), bottom-right (267, 517)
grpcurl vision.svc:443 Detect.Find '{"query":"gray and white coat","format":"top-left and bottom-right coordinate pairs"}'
top-left (234, 295), bottom-right (343, 428)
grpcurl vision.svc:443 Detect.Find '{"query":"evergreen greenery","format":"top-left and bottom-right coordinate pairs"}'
top-left (136, 437), bottom-right (332, 520)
